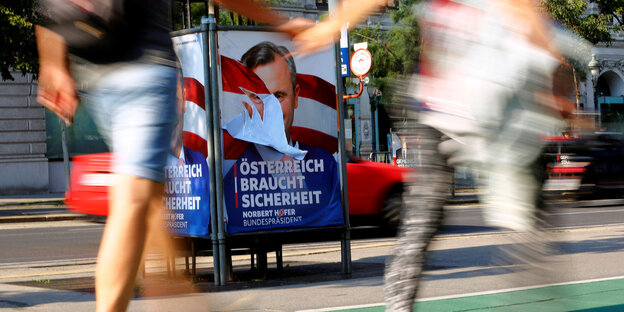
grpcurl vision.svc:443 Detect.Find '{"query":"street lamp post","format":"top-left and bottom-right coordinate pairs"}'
top-left (588, 54), bottom-right (601, 126)
top-left (366, 84), bottom-right (381, 159)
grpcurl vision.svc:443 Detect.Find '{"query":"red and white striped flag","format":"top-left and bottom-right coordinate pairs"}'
top-left (174, 34), bottom-right (339, 160)
top-left (181, 77), bottom-right (209, 157)
top-left (173, 33), bottom-right (211, 158)
top-left (293, 73), bottom-right (338, 154)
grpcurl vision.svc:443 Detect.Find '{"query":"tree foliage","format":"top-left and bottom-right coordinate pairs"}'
top-left (1, 0), bottom-right (263, 81)
top-left (6, 0), bottom-right (624, 82)
top-left (350, 0), bottom-right (624, 98)
top-left (349, 0), bottom-right (422, 96)
top-left (540, 0), bottom-right (623, 44)
top-left (0, 0), bottom-right (40, 81)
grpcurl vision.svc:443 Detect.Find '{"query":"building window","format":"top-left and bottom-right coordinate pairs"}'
top-left (316, 0), bottom-right (328, 10)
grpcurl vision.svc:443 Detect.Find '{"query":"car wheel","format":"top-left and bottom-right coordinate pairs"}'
top-left (382, 186), bottom-right (403, 231)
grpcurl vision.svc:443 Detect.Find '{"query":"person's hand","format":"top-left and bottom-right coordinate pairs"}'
top-left (275, 17), bottom-right (317, 38)
top-left (553, 96), bottom-right (576, 118)
top-left (37, 63), bottom-right (78, 125)
top-left (291, 20), bottom-right (342, 56)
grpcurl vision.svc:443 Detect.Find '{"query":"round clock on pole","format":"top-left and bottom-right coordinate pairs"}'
top-left (350, 49), bottom-right (373, 78)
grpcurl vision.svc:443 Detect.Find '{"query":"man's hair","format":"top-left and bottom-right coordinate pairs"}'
top-left (241, 41), bottom-right (297, 91)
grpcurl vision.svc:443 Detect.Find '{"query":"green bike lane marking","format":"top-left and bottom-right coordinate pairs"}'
top-left (317, 277), bottom-right (624, 312)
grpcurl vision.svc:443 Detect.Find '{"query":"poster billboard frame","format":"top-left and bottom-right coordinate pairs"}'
top-left (171, 14), bottom-right (351, 286)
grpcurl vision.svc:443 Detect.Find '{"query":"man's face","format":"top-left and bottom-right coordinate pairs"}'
top-left (252, 53), bottom-right (300, 139)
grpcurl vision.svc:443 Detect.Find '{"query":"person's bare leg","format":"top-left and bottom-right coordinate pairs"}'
top-left (95, 174), bottom-right (164, 312)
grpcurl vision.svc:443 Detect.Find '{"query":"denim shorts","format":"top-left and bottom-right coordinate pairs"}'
top-left (82, 63), bottom-right (178, 183)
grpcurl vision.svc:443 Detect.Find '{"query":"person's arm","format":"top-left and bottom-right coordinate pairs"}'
top-left (212, 0), bottom-right (288, 25)
top-left (503, 0), bottom-right (562, 61)
top-left (292, 0), bottom-right (387, 54)
top-left (35, 25), bottom-right (78, 125)
top-left (211, 0), bottom-right (315, 37)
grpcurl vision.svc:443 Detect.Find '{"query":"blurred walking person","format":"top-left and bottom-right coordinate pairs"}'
top-left (386, 2), bottom-right (569, 310)
top-left (292, 0), bottom-right (574, 311)
top-left (36, 0), bottom-right (312, 310)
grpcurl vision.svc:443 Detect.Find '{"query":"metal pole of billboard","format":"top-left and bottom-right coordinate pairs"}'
top-left (200, 15), bottom-right (221, 286)
top-left (337, 57), bottom-right (353, 275)
top-left (207, 2), bottom-right (229, 286)
top-left (330, 0), bottom-right (352, 276)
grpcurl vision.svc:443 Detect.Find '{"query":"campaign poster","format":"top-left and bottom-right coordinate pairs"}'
top-left (393, 132), bottom-right (421, 169)
top-left (163, 33), bottom-right (211, 237)
top-left (218, 31), bottom-right (344, 234)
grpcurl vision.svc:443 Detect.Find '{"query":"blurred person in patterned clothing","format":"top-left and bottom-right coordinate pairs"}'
top-left (291, 0), bottom-right (584, 310)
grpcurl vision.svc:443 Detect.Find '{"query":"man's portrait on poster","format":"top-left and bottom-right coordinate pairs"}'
top-left (221, 39), bottom-right (343, 233)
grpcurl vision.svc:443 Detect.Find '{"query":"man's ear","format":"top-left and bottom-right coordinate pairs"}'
top-left (294, 84), bottom-right (300, 109)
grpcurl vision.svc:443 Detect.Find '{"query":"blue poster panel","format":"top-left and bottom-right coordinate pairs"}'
top-left (163, 33), bottom-right (211, 237)
top-left (218, 31), bottom-right (344, 234)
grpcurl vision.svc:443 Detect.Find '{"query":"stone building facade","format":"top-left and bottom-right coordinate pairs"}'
top-left (582, 2), bottom-right (624, 130)
top-left (588, 41), bottom-right (624, 109)
top-left (0, 72), bottom-right (50, 195)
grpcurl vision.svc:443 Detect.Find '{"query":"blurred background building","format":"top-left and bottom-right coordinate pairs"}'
top-left (585, 2), bottom-right (624, 132)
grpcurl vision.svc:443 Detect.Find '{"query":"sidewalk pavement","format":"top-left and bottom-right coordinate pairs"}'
top-left (0, 193), bottom-right (89, 223)
top-left (0, 193), bottom-right (65, 206)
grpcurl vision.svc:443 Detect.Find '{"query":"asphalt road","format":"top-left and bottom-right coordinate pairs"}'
top-left (0, 223), bottom-right (102, 265)
top-left (3, 202), bottom-right (624, 265)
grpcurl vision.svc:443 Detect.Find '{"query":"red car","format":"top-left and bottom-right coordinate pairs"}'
top-left (66, 153), bottom-right (412, 228)
top-left (65, 153), bottom-right (112, 216)
top-left (345, 156), bottom-right (412, 228)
